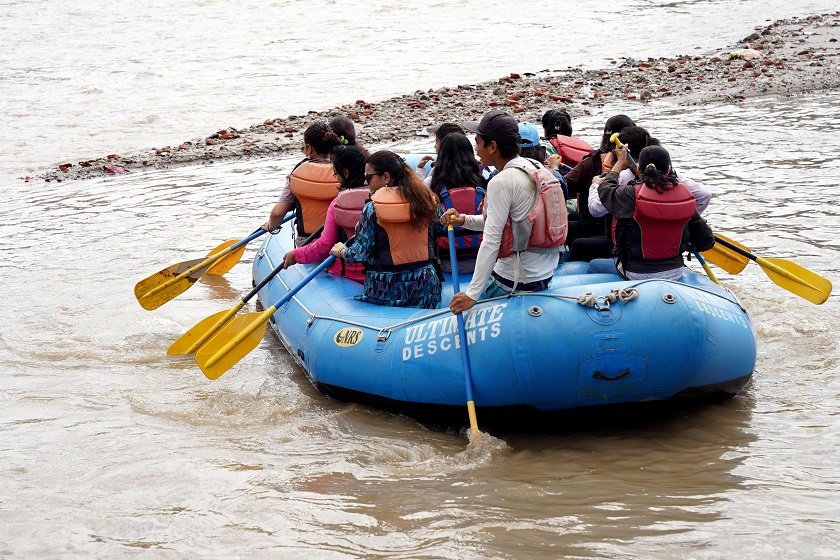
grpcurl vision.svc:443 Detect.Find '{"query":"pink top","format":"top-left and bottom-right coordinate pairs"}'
top-left (293, 198), bottom-right (365, 283)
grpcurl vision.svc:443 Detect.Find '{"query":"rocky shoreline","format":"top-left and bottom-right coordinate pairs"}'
top-left (31, 12), bottom-right (839, 183)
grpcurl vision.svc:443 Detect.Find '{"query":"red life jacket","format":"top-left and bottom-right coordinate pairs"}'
top-left (548, 135), bottom-right (595, 168)
top-left (289, 159), bottom-right (340, 237)
top-left (333, 188), bottom-right (370, 241)
top-left (371, 187), bottom-right (433, 269)
top-left (436, 185), bottom-right (485, 253)
top-left (497, 160), bottom-right (568, 258)
top-left (633, 182), bottom-right (696, 260)
top-left (614, 182), bottom-right (696, 273)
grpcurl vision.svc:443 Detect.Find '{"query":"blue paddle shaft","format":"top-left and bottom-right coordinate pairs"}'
top-left (241, 213), bottom-right (310, 303)
top-left (447, 227), bottom-right (476, 404)
top-left (230, 228), bottom-right (267, 251)
top-left (230, 211), bottom-right (295, 252)
top-left (269, 255), bottom-right (335, 310)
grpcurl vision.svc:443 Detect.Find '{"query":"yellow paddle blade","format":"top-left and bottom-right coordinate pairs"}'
top-left (703, 243), bottom-right (749, 274)
top-left (195, 308), bottom-right (275, 380)
top-left (757, 257), bottom-right (833, 305)
top-left (703, 234), bottom-right (750, 274)
top-left (136, 272), bottom-right (205, 311)
top-left (205, 239), bottom-right (245, 276)
top-left (167, 301), bottom-right (245, 355)
top-left (134, 257), bottom-right (205, 300)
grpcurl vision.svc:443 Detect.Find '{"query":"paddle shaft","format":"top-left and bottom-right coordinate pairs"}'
top-left (202, 255), bottom-right (336, 370)
top-left (609, 133), bottom-right (640, 176)
top-left (447, 226), bottom-right (479, 435)
top-left (241, 223), bottom-right (326, 304)
top-left (714, 235), bottom-right (760, 262)
top-left (692, 250), bottom-right (720, 285)
top-left (713, 235), bottom-right (821, 290)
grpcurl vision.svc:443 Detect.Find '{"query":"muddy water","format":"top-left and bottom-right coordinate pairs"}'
top-left (1, 93), bottom-right (837, 558)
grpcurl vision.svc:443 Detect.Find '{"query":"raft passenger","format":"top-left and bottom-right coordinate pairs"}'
top-left (540, 108), bottom-right (596, 172)
top-left (519, 122), bottom-right (568, 198)
top-left (587, 144), bottom-right (714, 280)
top-left (416, 122), bottom-right (466, 183)
top-left (429, 132), bottom-right (487, 273)
top-left (282, 145), bottom-right (368, 283)
top-left (446, 110), bottom-right (567, 314)
top-left (330, 150), bottom-right (442, 309)
top-left (329, 115), bottom-right (367, 155)
top-left (563, 114), bottom-right (636, 261)
top-left (263, 122), bottom-right (342, 244)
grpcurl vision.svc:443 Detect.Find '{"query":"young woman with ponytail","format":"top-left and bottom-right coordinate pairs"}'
top-left (263, 121), bottom-right (342, 244)
top-left (586, 144), bottom-right (714, 280)
top-left (329, 150), bottom-right (443, 309)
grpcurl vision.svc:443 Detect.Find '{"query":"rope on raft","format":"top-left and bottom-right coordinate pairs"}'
top-left (577, 287), bottom-right (640, 310)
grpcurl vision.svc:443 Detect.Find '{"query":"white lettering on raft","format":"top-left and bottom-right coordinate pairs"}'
top-left (690, 291), bottom-right (750, 330)
top-left (401, 303), bottom-right (507, 361)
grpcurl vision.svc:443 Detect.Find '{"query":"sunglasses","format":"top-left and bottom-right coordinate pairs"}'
top-left (364, 172), bottom-right (383, 182)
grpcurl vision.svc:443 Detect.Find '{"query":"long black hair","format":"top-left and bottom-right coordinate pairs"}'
top-left (599, 114), bottom-right (636, 151)
top-left (367, 150), bottom-right (438, 226)
top-left (304, 122), bottom-right (342, 156)
top-left (429, 133), bottom-right (485, 196)
top-left (639, 145), bottom-right (678, 193)
top-left (541, 109), bottom-right (572, 137)
top-left (329, 115), bottom-right (358, 146)
top-left (330, 145), bottom-right (367, 191)
top-left (617, 126), bottom-right (654, 160)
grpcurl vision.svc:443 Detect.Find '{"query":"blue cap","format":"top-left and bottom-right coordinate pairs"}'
top-left (518, 122), bottom-right (540, 148)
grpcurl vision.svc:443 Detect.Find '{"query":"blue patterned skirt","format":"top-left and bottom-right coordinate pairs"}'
top-left (356, 263), bottom-right (442, 309)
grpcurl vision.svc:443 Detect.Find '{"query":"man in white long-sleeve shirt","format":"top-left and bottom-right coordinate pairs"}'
top-left (445, 110), bottom-right (560, 314)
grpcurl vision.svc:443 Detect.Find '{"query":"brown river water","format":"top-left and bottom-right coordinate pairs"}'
top-left (1, 95), bottom-right (838, 558)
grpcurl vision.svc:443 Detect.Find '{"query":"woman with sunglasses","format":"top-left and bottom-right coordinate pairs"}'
top-left (330, 150), bottom-right (443, 309)
top-left (281, 145), bottom-right (368, 283)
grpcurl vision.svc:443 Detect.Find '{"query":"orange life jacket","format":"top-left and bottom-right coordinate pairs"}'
top-left (371, 187), bottom-right (432, 269)
top-left (600, 151), bottom-right (615, 171)
top-left (289, 159), bottom-right (340, 237)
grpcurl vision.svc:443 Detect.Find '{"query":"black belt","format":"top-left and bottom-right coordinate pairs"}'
top-left (492, 271), bottom-right (551, 292)
top-left (368, 260), bottom-right (433, 273)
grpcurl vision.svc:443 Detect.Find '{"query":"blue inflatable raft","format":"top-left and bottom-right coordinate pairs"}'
top-left (252, 229), bottom-right (757, 425)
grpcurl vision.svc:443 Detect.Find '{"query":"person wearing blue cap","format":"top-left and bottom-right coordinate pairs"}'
top-left (443, 110), bottom-right (565, 314)
top-left (518, 122), bottom-right (568, 199)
